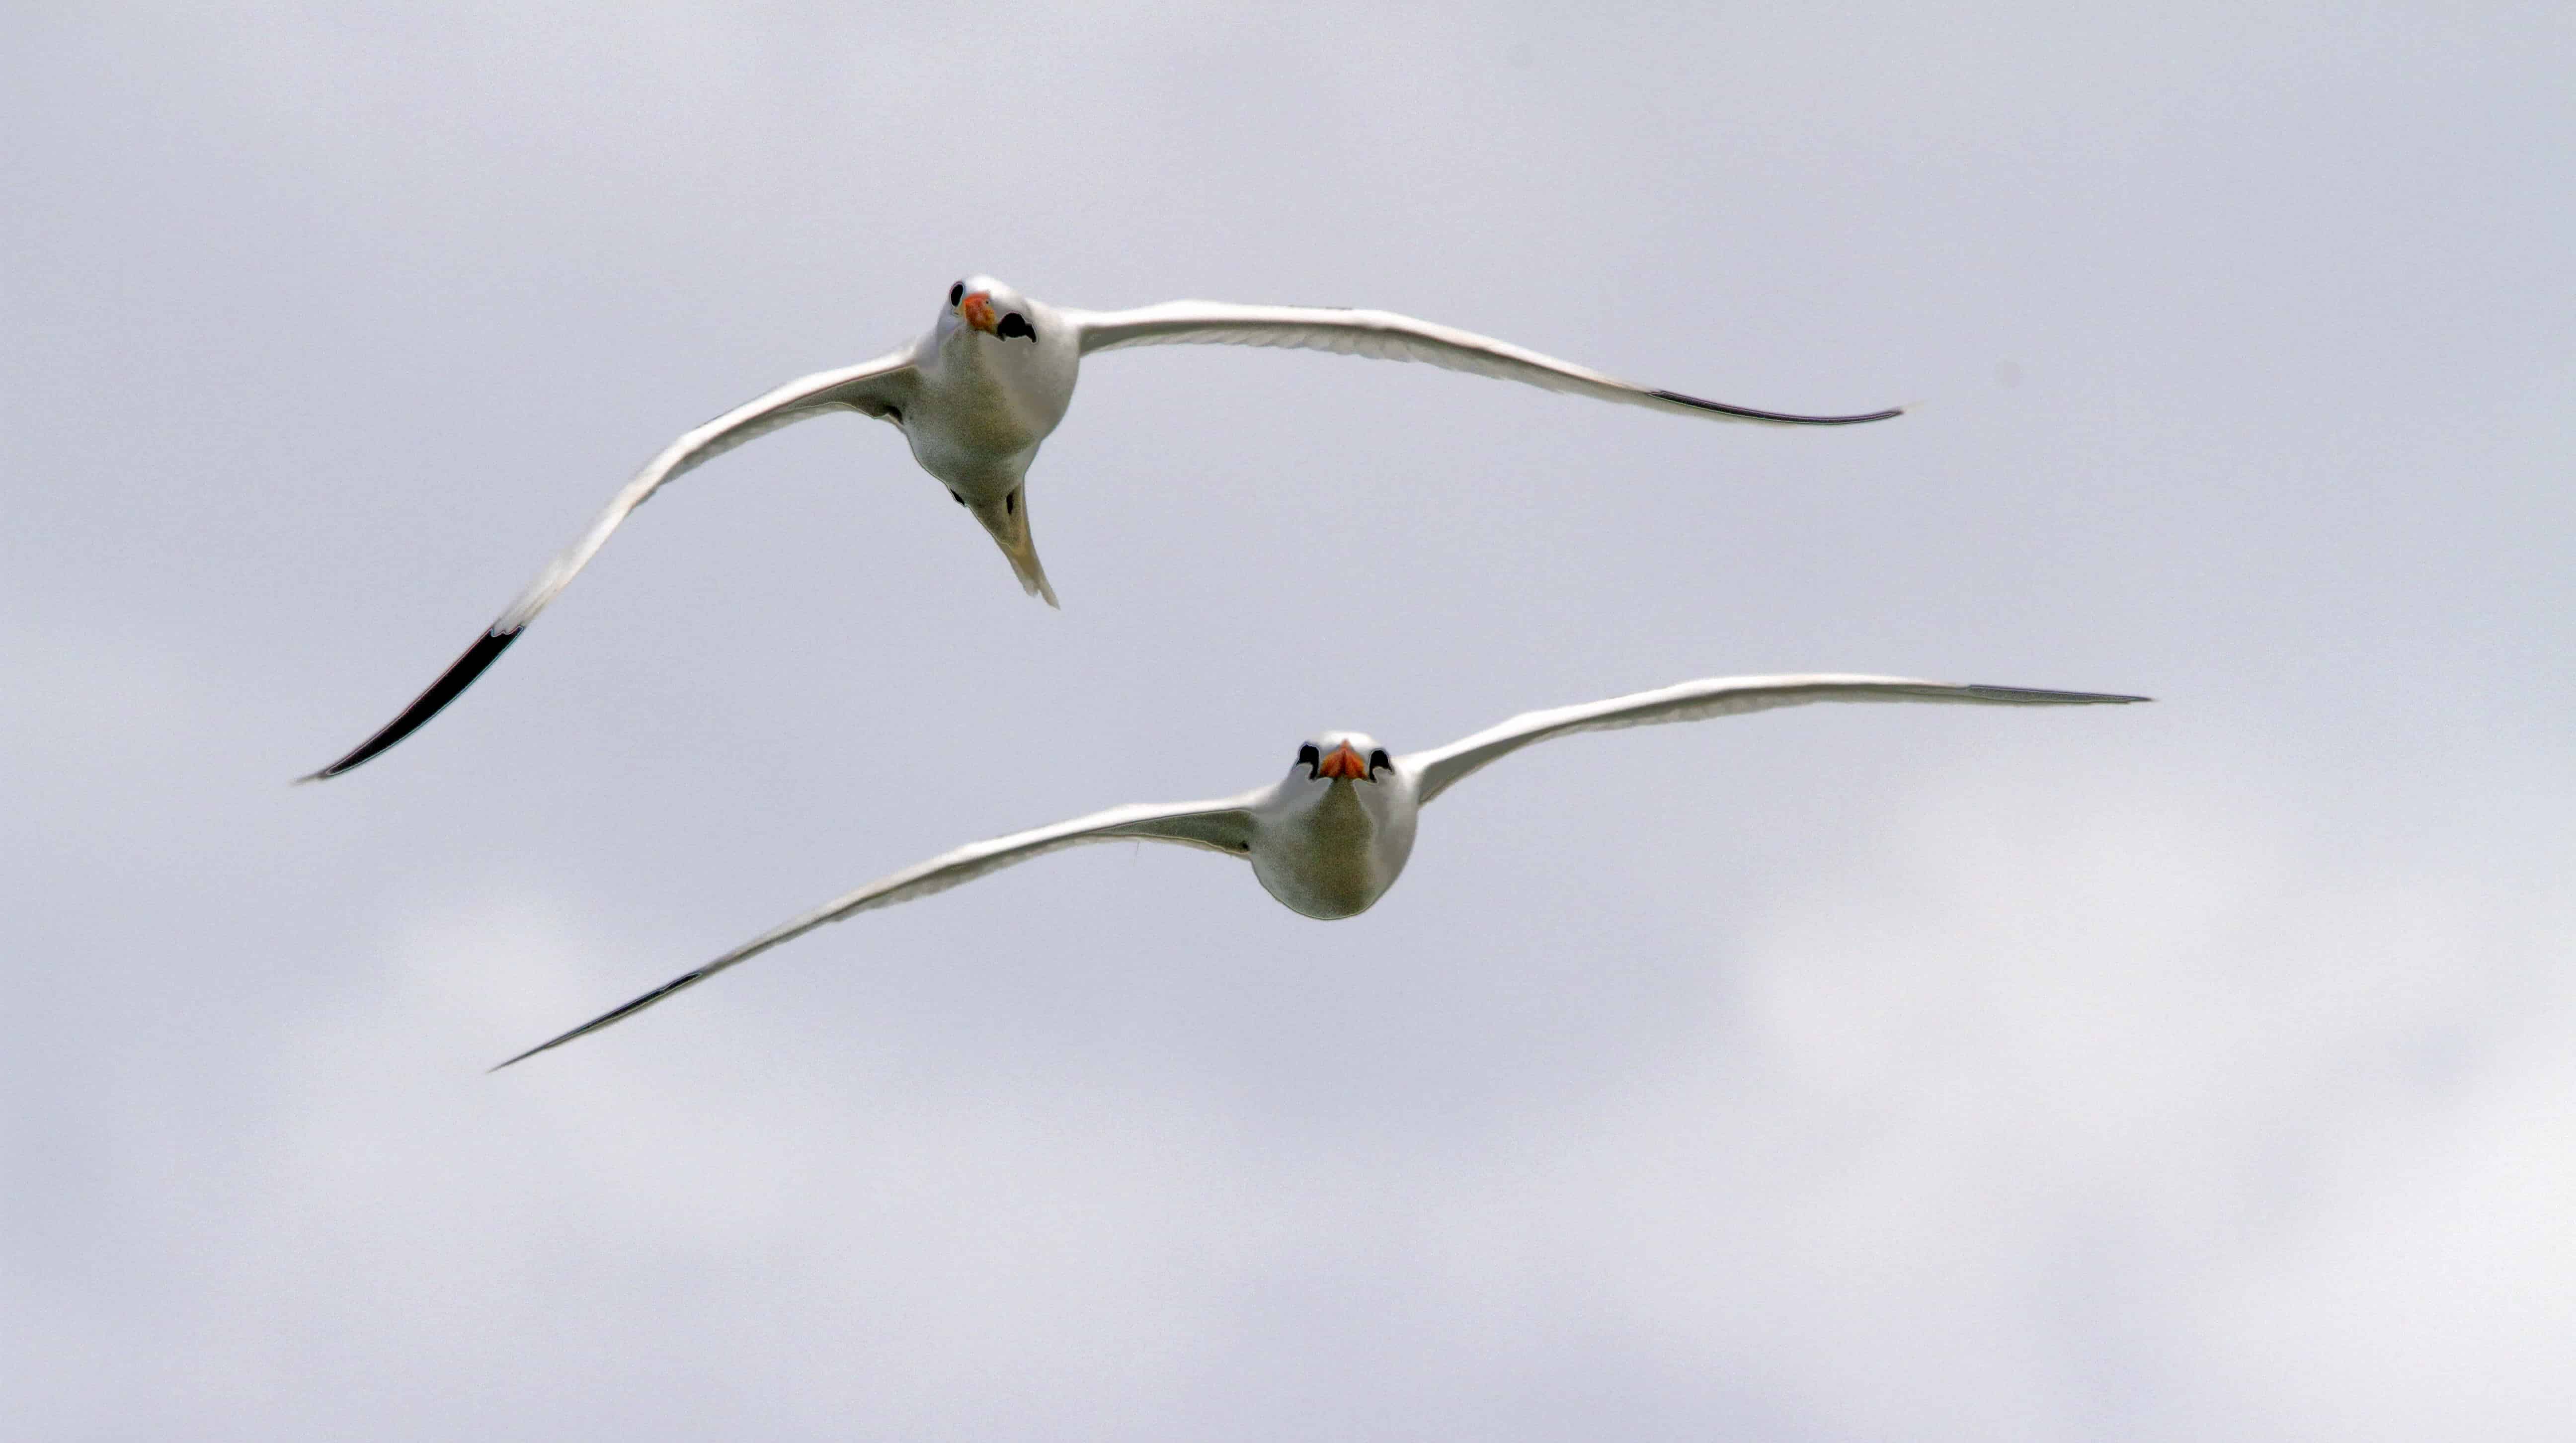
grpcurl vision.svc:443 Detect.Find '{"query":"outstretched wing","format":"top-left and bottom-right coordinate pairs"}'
top-left (1067, 300), bottom-right (1902, 426)
top-left (490, 794), bottom-right (1262, 1070)
top-left (302, 350), bottom-right (920, 782)
top-left (1407, 675), bottom-right (2148, 805)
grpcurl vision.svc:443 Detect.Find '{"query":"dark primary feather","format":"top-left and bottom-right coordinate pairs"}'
top-left (1648, 389), bottom-right (1903, 425)
top-left (297, 629), bottom-right (519, 783)
top-left (300, 353), bottom-right (915, 782)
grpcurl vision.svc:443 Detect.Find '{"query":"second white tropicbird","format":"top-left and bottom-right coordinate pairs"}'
top-left (491, 672), bottom-right (2142, 1070)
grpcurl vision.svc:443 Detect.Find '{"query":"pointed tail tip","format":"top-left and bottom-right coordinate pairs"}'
top-left (989, 540), bottom-right (1057, 607)
top-left (1011, 556), bottom-right (1060, 608)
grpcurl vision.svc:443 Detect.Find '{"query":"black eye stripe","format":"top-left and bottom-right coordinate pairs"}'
top-left (995, 311), bottom-right (1038, 341)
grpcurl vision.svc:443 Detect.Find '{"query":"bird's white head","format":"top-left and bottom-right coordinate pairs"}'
top-left (1288, 731), bottom-right (1394, 788)
top-left (942, 274), bottom-right (1043, 343)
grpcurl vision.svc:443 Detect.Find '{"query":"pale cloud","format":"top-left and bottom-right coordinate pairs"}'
top-left (20, 749), bottom-right (2569, 1438)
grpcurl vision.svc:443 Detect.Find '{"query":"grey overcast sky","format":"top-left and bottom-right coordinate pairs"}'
top-left (4, 3), bottom-right (2570, 1438)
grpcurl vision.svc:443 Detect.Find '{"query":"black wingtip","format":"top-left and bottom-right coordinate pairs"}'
top-left (1651, 390), bottom-right (1906, 425)
top-left (486, 966), bottom-right (710, 1073)
top-left (488, 1024), bottom-right (579, 1073)
top-left (487, 1024), bottom-right (581, 1073)
top-left (487, 1030), bottom-right (571, 1072)
top-left (301, 627), bottom-right (523, 783)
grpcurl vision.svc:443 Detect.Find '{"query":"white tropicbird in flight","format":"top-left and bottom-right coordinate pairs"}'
top-left (491, 672), bottom-right (2143, 1070)
top-left (306, 278), bottom-right (1903, 780)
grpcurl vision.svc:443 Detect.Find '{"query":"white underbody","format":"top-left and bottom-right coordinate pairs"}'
top-left (896, 310), bottom-right (1080, 500)
top-left (1248, 771), bottom-right (1420, 920)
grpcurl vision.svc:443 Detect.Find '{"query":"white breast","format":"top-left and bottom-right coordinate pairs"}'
top-left (1249, 782), bottom-right (1419, 920)
top-left (903, 326), bottom-right (1080, 492)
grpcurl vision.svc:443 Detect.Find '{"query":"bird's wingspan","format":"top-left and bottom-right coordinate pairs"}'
top-left (301, 350), bottom-right (920, 782)
top-left (1066, 300), bottom-right (1903, 426)
top-left (1405, 675), bottom-right (2148, 805)
top-left (489, 793), bottom-right (1262, 1070)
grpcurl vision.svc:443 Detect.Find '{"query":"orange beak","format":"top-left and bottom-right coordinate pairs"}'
top-left (960, 291), bottom-right (997, 333)
top-left (1316, 741), bottom-right (1369, 781)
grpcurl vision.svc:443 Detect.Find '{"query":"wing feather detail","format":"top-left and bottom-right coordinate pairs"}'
top-left (1406, 675), bottom-right (2148, 805)
top-left (490, 794), bottom-right (1260, 1069)
top-left (303, 350), bottom-right (917, 781)
top-left (1070, 301), bottom-right (1901, 426)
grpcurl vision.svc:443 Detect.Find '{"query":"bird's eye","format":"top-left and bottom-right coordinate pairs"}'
top-left (1368, 748), bottom-right (1391, 776)
top-left (949, 281), bottom-right (965, 307)
top-left (996, 312), bottom-right (1037, 341)
top-left (1296, 743), bottom-right (1321, 777)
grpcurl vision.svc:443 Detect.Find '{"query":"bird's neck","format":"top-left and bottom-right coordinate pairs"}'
top-left (1307, 782), bottom-right (1379, 840)
top-left (934, 327), bottom-right (988, 376)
